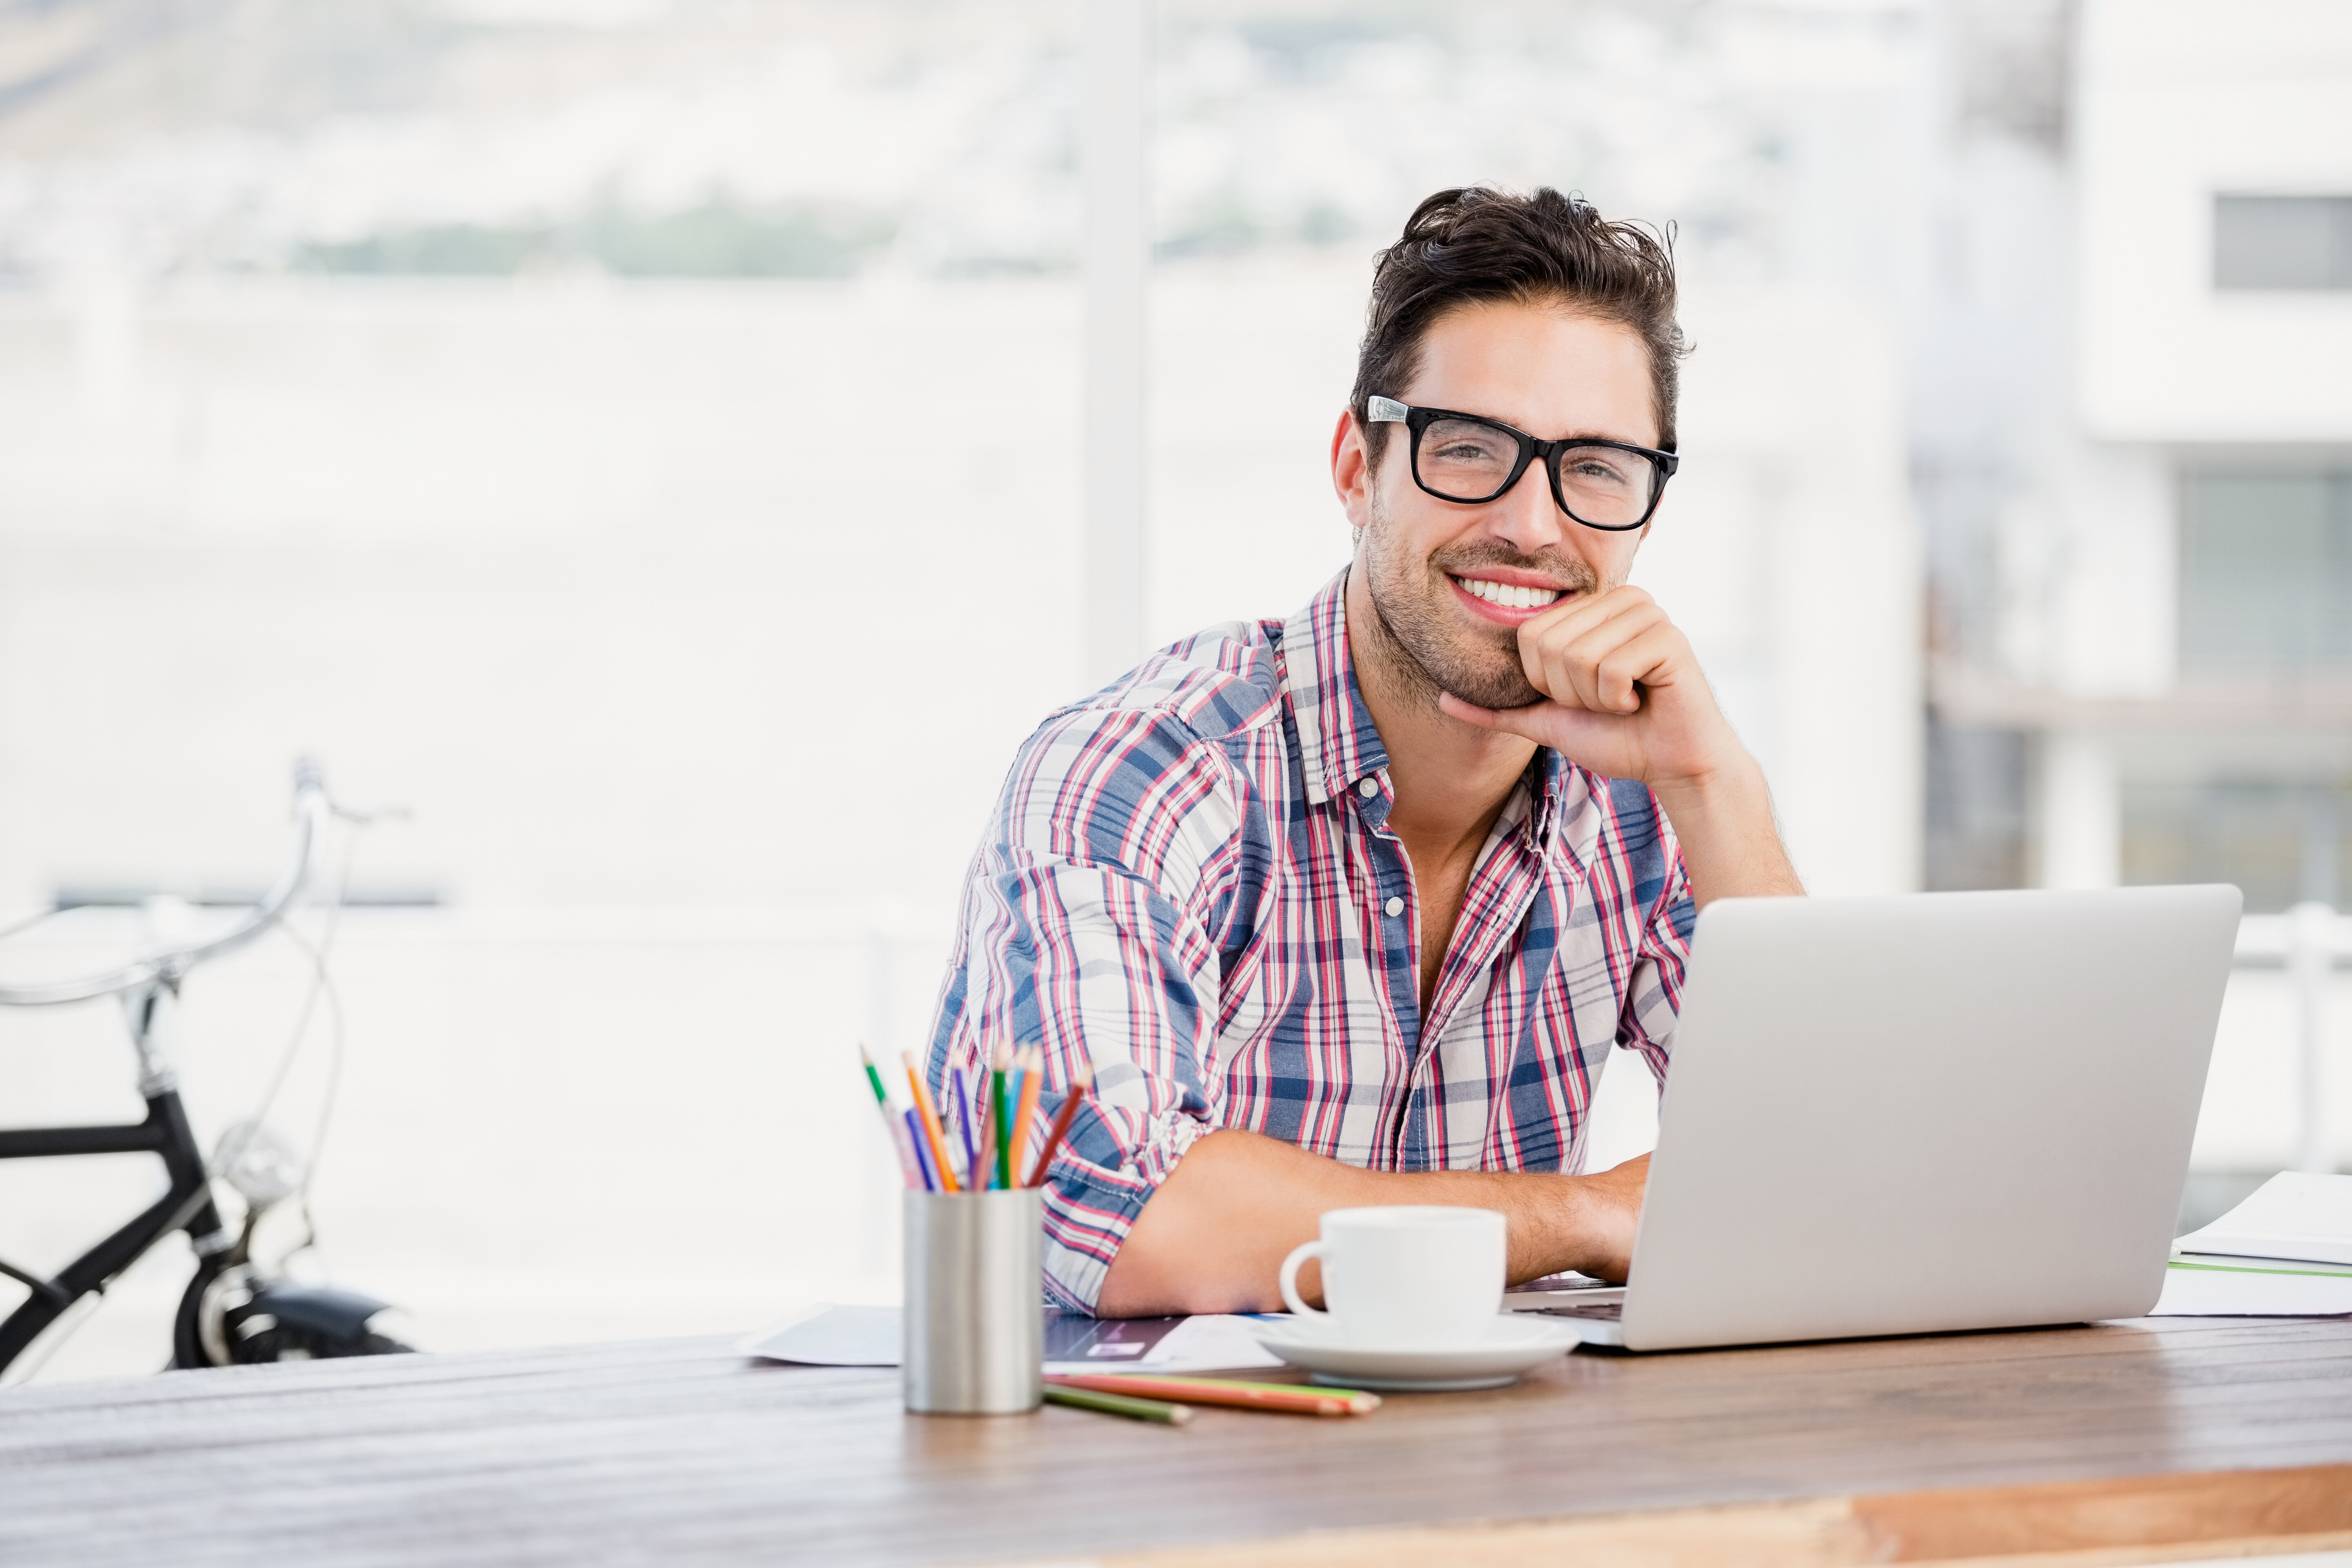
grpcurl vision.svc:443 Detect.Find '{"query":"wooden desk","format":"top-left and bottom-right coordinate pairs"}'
top-left (3, 1318), bottom-right (2350, 1568)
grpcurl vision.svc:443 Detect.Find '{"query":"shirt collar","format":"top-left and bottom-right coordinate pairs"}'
top-left (1278, 569), bottom-right (1578, 850)
top-left (1279, 570), bottom-right (1389, 806)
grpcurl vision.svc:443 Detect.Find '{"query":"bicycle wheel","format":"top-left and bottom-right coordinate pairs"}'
top-left (170, 1259), bottom-right (229, 1368)
top-left (176, 1267), bottom-right (413, 1364)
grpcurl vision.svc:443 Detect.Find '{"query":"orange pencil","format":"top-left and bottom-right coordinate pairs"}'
top-left (1025, 1064), bottom-right (1093, 1187)
top-left (1012, 1047), bottom-right (1045, 1187)
top-left (902, 1053), bottom-right (960, 1192)
top-left (1045, 1374), bottom-right (1379, 1417)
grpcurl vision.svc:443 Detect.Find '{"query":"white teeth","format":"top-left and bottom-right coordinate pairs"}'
top-left (1457, 577), bottom-right (1561, 610)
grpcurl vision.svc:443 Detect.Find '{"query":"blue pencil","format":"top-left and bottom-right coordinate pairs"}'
top-left (951, 1067), bottom-right (978, 1176)
top-left (904, 1107), bottom-right (938, 1191)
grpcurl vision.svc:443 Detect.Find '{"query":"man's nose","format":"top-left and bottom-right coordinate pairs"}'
top-left (1484, 460), bottom-right (1568, 554)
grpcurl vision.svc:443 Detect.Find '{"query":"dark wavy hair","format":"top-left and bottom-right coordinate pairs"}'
top-left (1350, 186), bottom-right (1690, 458)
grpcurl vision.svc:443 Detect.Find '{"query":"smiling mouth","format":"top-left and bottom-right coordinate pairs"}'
top-left (1451, 575), bottom-right (1564, 611)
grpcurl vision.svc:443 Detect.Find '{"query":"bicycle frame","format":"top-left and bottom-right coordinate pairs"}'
top-left (0, 982), bottom-right (229, 1373)
top-left (0, 762), bottom-right (330, 1376)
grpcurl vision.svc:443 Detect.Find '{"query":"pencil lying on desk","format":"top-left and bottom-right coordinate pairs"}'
top-left (1042, 1384), bottom-right (1192, 1425)
top-left (1046, 1374), bottom-right (1379, 1417)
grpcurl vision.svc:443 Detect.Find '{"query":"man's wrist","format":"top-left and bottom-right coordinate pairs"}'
top-left (1648, 747), bottom-right (1802, 906)
top-left (1544, 1166), bottom-right (1639, 1283)
top-left (1648, 744), bottom-right (1766, 815)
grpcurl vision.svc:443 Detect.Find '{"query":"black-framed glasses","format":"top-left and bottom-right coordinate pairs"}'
top-left (1367, 395), bottom-right (1679, 532)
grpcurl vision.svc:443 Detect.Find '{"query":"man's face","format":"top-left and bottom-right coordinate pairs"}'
top-left (1338, 300), bottom-right (1661, 710)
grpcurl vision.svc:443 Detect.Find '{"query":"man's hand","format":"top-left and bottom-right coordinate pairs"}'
top-left (1436, 586), bottom-right (1739, 790)
top-left (1564, 1152), bottom-right (1649, 1283)
top-left (1435, 586), bottom-right (1803, 907)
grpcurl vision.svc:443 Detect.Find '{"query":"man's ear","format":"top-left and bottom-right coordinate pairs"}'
top-left (1330, 408), bottom-right (1374, 533)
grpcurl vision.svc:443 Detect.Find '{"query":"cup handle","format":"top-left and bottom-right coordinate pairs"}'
top-left (1278, 1239), bottom-right (1332, 1319)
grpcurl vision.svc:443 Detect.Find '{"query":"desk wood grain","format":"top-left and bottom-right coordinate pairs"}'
top-left (2, 1318), bottom-right (2349, 1568)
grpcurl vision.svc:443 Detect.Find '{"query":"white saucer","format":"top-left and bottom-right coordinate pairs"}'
top-left (1250, 1313), bottom-right (1583, 1391)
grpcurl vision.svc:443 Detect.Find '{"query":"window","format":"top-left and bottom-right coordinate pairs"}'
top-left (2214, 195), bottom-right (2352, 290)
top-left (2179, 467), bottom-right (2352, 673)
top-left (2123, 780), bottom-right (2346, 913)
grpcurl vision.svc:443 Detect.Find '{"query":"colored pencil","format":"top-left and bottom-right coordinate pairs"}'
top-left (949, 1066), bottom-right (978, 1178)
top-left (902, 1054), bottom-right (960, 1192)
top-left (969, 1108), bottom-right (995, 1195)
top-left (903, 1107), bottom-right (937, 1191)
top-left (1042, 1384), bottom-right (1192, 1426)
top-left (1011, 1047), bottom-right (1044, 1187)
top-left (860, 1046), bottom-right (921, 1189)
top-left (1045, 1374), bottom-right (1379, 1416)
top-left (1025, 1065), bottom-right (1094, 1187)
top-left (991, 1046), bottom-right (1013, 1190)
top-left (859, 1045), bottom-right (892, 1111)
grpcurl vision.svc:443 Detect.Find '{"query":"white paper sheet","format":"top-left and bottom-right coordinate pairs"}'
top-left (739, 1304), bottom-right (1288, 1373)
top-left (739, 1303), bottom-right (901, 1365)
top-left (2174, 1171), bottom-right (2352, 1267)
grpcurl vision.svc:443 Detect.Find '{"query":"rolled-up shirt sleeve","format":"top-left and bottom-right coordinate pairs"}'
top-left (1613, 789), bottom-right (1697, 1089)
top-left (924, 703), bottom-right (1243, 1313)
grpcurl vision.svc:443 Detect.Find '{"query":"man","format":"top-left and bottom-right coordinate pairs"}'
top-left (926, 186), bottom-right (1803, 1316)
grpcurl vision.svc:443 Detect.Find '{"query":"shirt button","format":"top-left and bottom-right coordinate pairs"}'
top-left (1358, 777), bottom-right (1379, 798)
top-left (1384, 896), bottom-right (1404, 917)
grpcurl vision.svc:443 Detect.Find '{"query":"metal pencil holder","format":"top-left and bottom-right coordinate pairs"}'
top-left (902, 1186), bottom-right (1042, 1414)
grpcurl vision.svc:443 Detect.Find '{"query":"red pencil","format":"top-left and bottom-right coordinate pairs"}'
top-left (1024, 1065), bottom-right (1093, 1187)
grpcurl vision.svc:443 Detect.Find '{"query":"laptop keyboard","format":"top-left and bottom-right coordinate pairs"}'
top-left (1530, 1301), bottom-right (1625, 1321)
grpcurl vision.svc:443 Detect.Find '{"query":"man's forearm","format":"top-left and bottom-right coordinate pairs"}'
top-left (1094, 1128), bottom-right (1648, 1318)
top-left (1650, 751), bottom-right (1804, 909)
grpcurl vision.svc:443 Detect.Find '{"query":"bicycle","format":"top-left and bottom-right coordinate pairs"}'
top-left (0, 760), bottom-right (412, 1378)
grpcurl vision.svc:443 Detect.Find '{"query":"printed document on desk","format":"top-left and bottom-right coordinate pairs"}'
top-left (1043, 1312), bottom-right (1287, 1374)
top-left (740, 1305), bottom-right (1288, 1373)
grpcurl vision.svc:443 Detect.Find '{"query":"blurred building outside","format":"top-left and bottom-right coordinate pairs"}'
top-left (0, 0), bottom-right (2340, 1383)
top-left (1920, 0), bottom-right (2352, 1193)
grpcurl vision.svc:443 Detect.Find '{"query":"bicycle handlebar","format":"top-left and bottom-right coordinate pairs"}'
top-left (0, 759), bottom-right (330, 1007)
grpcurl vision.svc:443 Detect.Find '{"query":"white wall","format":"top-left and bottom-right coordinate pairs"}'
top-left (2195, 967), bottom-right (2352, 1172)
top-left (2038, 729), bottom-right (2120, 890)
top-left (2076, 0), bottom-right (2352, 442)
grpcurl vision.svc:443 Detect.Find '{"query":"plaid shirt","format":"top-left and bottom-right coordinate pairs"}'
top-left (925, 570), bottom-right (1695, 1312)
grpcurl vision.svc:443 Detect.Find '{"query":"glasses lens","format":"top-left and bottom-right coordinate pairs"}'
top-left (1553, 445), bottom-right (1659, 527)
top-left (1415, 417), bottom-right (1523, 501)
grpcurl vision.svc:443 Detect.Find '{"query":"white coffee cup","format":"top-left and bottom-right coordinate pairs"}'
top-left (1277, 1205), bottom-right (1507, 1346)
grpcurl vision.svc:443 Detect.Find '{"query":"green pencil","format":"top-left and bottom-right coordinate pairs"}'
top-left (1042, 1384), bottom-right (1193, 1425)
top-left (992, 1059), bottom-right (1012, 1189)
top-left (858, 1046), bottom-right (892, 1113)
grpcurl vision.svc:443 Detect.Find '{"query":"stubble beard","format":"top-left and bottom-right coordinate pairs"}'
top-left (1357, 487), bottom-right (1602, 712)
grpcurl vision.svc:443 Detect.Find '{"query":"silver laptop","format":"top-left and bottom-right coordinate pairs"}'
top-left (1511, 885), bottom-right (2243, 1351)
